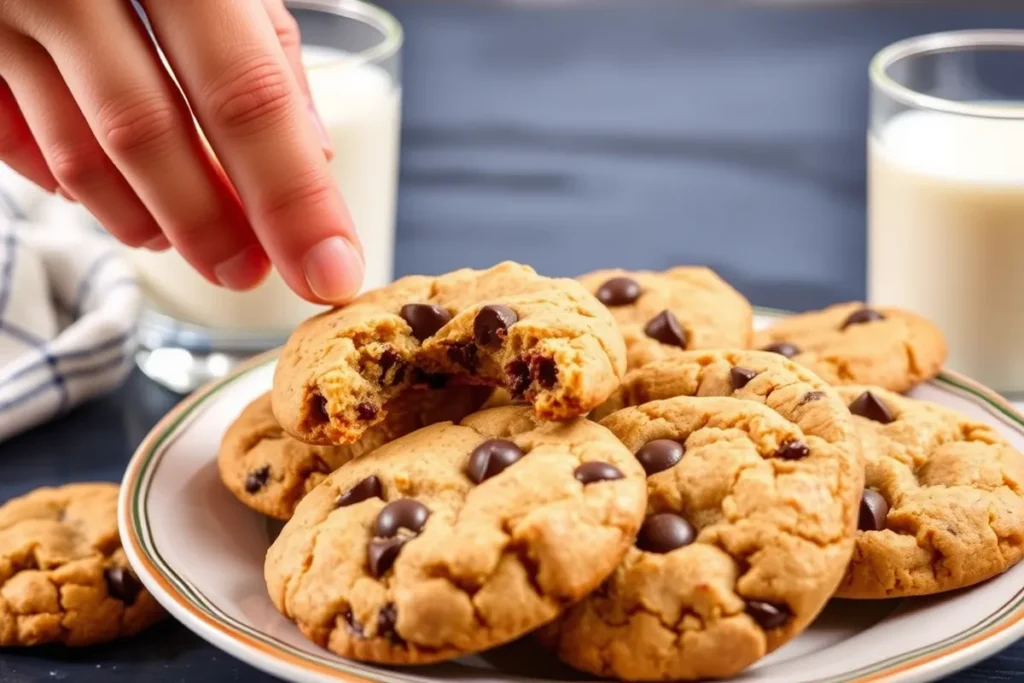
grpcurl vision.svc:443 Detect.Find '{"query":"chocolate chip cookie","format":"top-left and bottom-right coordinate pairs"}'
top-left (264, 405), bottom-right (647, 664)
top-left (834, 386), bottom-right (1024, 598)
top-left (542, 350), bottom-right (863, 681)
top-left (752, 302), bottom-right (947, 392)
top-left (577, 267), bottom-right (752, 370)
top-left (219, 387), bottom-right (492, 520)
top-left (0, 483), bottom-right (165, 646)
top-left (273, 262), bottom-right (626, 444)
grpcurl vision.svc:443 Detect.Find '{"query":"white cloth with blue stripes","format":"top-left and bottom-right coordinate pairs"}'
top-left (0, 166), bottom-right (140, 443)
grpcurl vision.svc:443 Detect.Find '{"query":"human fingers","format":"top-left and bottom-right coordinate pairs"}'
top-left (143, 0), bottom-right (363, 303)
top-left (0, 77), bottom-right (58, 194)
top-left (20, 1), bottom-right (270, 288)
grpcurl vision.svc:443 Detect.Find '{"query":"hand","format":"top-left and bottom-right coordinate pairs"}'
top-left (0, 0), bottom-right (364, 303)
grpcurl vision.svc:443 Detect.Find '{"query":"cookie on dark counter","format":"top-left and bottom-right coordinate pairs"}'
top-left (264, 405), bottom-right (646, 664)
top-left (0, 483), bottom-right (165, 646)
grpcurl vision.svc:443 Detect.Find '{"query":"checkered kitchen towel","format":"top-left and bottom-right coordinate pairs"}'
top-left (0, 166), bottom-right (141, 443)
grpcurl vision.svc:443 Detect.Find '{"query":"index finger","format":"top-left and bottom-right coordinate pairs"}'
top-left (140, 0), bottom-right (363, 303)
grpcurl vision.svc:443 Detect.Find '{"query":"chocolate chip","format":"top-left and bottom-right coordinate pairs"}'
top-left (378, 349), bottom-right (405, 386)
top-left (336, 475), bottom-right (383, 508)
top-left (745, 600), bottom-right (790, 629)
top-left (761, 342), bottom-right (800, 358)
top-left (412, 369), bottom-right (449, 389)
top-left (104, 566), bottom-right (142, 605)
top-left (636, 513), bottom-right (695, 553)
top-left (447, 342), bottom-right (479, 372)
top-left (356, 403), bottom-right (378, 421)
top-left (842, 307), bottom-right (886, 330)
top-left (344, 609), bottom-right (365, 637)
top-left (309, 393), bottom-right (329, 425)
top-left (635, 439), bottom-right (685, 475)
top-left (310, 455), bottom-right (333, 474)
top-left (858, 489), bottom-right (889, 532)
top-left (848, 391), bottom-right (894, 424)
top-left (374, 499), bottom-right (430, 538)
top-left (400, 303), bottom-right (451, 341)
top-left (643, 310), bottom-right (687, 348)
top-left (595, 277), bottom-right (641, 306)
top-left (467, 440), bottom-right (524, 483)
top-left (800, 391), bottom-right (826, 405)
top-left (730, 367), bottom-right (758, 389)
top-left (506, 359), bottom-right (531, 397)
top-left (774, 440), bottom-right (810, 460)
top-left (367, 537), bottom-right (407, 577)
top-left (533, 356), bottom-right (558, 389)
top-left (474, 305), bottom-right (518, 347)
top-left (244, 465), bottom-right (270, 494)
top-left (574, 462), bottom-right (624, 485)
top-left (377, 603), bottom-right (403, 643)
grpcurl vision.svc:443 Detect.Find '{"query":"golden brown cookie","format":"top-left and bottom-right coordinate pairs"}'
top-left (264, 405), bottom-right (647, 664)
top-left (578, 267), bottom-right (752, 370)
top-left (218, 387), bottom-right (492, 520)
top-left (752, 302), bottom-right (947, 392)
top-left (542, 350), bottom-right (863, 681)
top-left (834, 386), bottom-right (1024, 598)
top-left (273, 262), bottom-right (626, 444)
top-left (0, 483), bottom-right (165, 646)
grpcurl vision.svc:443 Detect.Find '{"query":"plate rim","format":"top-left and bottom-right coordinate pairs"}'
top-left (119, 309), bottom-right (1024, 683)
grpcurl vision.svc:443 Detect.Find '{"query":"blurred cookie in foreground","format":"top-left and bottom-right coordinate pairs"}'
top-left (834, 386), bottom-right (1024, 599)
top-left (219, 386), bottom-right (492, 520)
top-left (577, 266), bottom-right (752, 370)
top-left (0, 483), bottom-right (165, 646)
top-left (752, 302), bottom-right (946, 392)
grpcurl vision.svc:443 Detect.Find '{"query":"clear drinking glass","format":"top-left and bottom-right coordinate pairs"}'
top-left (134, 0), bottom-right (403, 393)
top-left (868, 30), bottom-right (1024, 396)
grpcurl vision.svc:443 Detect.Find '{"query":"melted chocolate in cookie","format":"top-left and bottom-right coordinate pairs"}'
top-left (644, 310), bottom-right (687, 348)
top-left (574, 462), bottom-right (624, 484)
top-left (595, 277), bottom-right (641, 306)
top-left (636, 513), bottom-right (695, 553)
top-left (336, 475), bottom-right (383, 508)
top-left (474, 305), bottom-right (518, 347)
top-left (635, 439), bottom-right (684, 475)
top-left (467, 440), bottom-right (524, 484)
top-left (400, 303), bottom-right (451, 341)
top-left (245, 465), bottom-right (270, 493)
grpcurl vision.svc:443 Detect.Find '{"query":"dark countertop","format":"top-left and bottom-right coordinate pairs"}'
top-left (2, 1), bottom-right (1024, 681)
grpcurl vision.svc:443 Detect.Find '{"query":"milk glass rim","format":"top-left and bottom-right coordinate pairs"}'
top-left (285, 0), bottom-right (403, 68)
top-left (871, 29), bottom-right (1024, 120)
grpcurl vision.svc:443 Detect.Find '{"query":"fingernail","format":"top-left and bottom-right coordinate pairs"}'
top-left (303, 236), bottom-right (364, 302)
top-left (308, 100), bottom-right (334, 161)
top-left (56, 187), bottom-right (77, 202)
top-left (143, 235), bottom-right (172, 251)
top-left (215, 245), bottom-right (271, 291)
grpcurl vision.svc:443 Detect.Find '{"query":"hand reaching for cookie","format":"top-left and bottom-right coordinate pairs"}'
top-left (0, 0), bottom-right (364, 303)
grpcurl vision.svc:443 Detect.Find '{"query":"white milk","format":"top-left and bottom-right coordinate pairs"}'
top-left (868, 109), bottom-right (1024, 393)
top-left (126, 46), bottom-right (401, 331)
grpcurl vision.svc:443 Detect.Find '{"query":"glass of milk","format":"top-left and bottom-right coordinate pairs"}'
top-left (868, 30), bottom-right (1024, 396)
top-left (134, 0), bottom-right (402, 392)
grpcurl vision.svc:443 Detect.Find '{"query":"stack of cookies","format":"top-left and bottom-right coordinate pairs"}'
top-left (212, 261), bottom-right (1024, 681)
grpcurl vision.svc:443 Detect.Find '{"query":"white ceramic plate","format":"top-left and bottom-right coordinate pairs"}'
top-left (119, 312), bottom-right (1024, 683)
